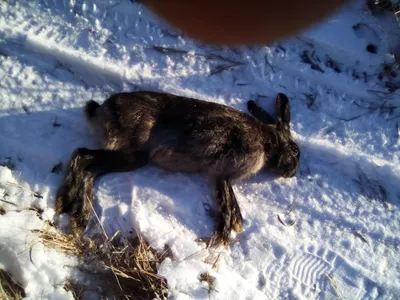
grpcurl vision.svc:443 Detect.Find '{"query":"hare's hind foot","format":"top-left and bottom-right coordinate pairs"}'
top-left (55, 148), bottom-right (148, 235)
top-left (55, 148), bottom-right (96, 235)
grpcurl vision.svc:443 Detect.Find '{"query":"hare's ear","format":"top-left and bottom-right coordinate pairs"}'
top-left (275, 93), bottom-right (291, 127)
top-left (247, 100), bottom-right (275, 124)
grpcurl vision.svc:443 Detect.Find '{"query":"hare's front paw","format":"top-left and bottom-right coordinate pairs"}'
top-left (231, 201), bottom-right (243, 233)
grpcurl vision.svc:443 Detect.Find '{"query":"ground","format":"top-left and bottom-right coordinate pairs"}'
top-left (0, 0), bottom-right (400, 299)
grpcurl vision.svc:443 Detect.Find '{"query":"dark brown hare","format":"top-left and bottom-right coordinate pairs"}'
top-left (56, 91), bottom-right (300, 245)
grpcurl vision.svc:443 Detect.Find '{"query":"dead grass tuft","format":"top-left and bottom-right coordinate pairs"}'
top-left (33, 229), bottom-right (86, 256)
top-left (36, 227), bottom-right (168, 299)
top-left (0, 269), bottom-right (25, 300)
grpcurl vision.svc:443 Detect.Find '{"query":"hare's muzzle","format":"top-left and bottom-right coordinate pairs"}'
top-left (275, 159), bottom-right (298, 178)
top-left (283, 169), bottom-right (297, 178)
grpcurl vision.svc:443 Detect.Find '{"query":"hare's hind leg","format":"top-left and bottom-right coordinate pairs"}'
top-left (215, 179), bottom-right (243, 245)
top-left (56, 148), bottom-right (148, 235)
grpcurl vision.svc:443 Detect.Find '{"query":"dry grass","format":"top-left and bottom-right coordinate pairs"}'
top-left (0, 269), bottom-right (25, 300)
top-left (199, 272), bottom-right (218, 294)
top-left (33, 229), bottom-right (86, 256)
top-left (36, 227), bottom-right (168, 299)
top-left (325, 273), bottom-right (344, 300)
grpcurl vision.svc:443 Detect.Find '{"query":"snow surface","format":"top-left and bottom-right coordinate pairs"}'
top-left (1, 0), bottom-right (400, 299)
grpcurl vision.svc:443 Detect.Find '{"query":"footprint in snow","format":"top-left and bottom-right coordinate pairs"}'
top-left (288, 244), bottom-right (387, 299)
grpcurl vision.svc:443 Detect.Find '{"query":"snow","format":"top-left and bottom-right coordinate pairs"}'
top-left (0, 167), bottom-right (76, 299)
top-left (0, 0), bottom-right (400, 299)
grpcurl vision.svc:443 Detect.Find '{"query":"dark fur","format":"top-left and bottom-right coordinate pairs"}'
top-left (56, 91), bottom-right (300, 244)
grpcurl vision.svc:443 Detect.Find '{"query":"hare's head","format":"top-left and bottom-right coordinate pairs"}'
top-left (272, 93), bottom-right (300, 178)
top-left (248, 93), bottom-right (300, 178)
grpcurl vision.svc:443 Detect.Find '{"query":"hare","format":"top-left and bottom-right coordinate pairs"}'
top-left (56, 91), bottom-right (300, 244)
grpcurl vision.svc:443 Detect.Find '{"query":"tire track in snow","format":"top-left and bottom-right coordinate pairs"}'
top-left (2, 0), bottom-right (385, 102)
top-left (0, 27), bottom-right (142, 89)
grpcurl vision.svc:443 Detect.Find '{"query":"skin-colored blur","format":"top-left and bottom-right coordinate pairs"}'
top-left (143, 0), bottom-right (347, 45)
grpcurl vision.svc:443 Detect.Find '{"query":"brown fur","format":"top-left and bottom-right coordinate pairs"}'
top-left (56, 91), bottom-right (300, 244)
